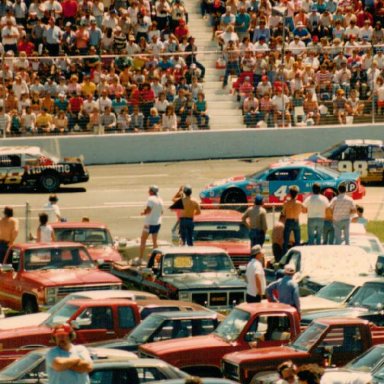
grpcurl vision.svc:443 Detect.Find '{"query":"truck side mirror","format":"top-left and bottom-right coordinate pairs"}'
top-left (0, 264), bottom-right (14, 273)
top-left (71, 318), bottom-right (91, 329)
top-left (245, 331), bottom-right (263, 342)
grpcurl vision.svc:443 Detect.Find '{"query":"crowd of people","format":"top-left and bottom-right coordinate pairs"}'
top-left (0, 0), bottom-right (210, 136)
top-left (204, 0), bottom-right (383, 127)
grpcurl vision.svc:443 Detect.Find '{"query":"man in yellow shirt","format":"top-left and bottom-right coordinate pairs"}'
top-left (80, 75), bottom-right (97, 98)
top-left (36, 108), bottom-right (53, 133)
top-left (172, 185), bottom-right (201, 246)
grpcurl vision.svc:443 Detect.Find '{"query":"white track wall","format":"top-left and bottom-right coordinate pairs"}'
top-left (1, 125), bottom-right (384, 164)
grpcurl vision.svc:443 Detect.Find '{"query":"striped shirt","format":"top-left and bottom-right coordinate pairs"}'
top-left (330, 193), bottom-right (356, 221)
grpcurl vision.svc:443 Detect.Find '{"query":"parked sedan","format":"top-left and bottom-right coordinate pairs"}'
top-left (152, 380), bottom-right (239, 384)
top-left (0, 349), bottom-right (187, 384)
top-left (200, 160), bottom-right (365, 208)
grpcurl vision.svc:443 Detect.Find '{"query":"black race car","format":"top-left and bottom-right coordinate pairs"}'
top-left (0, 146), bottom-right (89, 192)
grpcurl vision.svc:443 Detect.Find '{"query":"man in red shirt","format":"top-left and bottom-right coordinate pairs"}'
top-left (17, 34), bottom-right (35, 56)
top-left (68, 93), bottom-right (84, 131)
top-left (61, 0), bottom-right (78, 25)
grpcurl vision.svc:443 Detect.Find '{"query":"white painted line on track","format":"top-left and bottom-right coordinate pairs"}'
top-left (91, 174), bottom-right (169, 179)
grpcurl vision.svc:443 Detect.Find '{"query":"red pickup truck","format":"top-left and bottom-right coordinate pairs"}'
top-left (51, 221), bottom-right (122, 268)
top-left (222, 318), bottom-right (384, 384)
top-left (0, 242), bottom-right (122, 313)
top-left (0, 298), bottom-right (140, 368)
top-left (139, 302), bottom-right (301, 377)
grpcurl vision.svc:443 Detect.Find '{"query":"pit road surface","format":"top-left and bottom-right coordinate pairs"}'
top-left (1, 158), bottom-right (383, 243)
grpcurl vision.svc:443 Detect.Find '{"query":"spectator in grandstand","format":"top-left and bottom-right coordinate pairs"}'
top-left (162, 105), bottom-right (177, 130)
top-left (193, 92), bottom-right (209, 129)
top-left (272, 87), bottom-right (291, 127)
top-left (333, 88), bottom-right (348, 124)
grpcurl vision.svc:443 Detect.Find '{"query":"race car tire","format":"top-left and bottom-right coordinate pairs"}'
top-left (39, 172), bottom-right (60, 192)
top-left (23, 295), bottom-right (38, 314)
top-left (221, 188), bottom-right (247, 211)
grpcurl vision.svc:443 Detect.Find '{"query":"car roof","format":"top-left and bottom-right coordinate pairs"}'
top-left (135, 299), bottom-right (211, 311)
top-left (236, 302), bottom-right (298, 314)
top-left (67, 290), bottom-right (157, 301)
top-left (344, 139), bottom-right (383, 147)
top-left (51, 222), bottom-right (109, 229)
top-left (143, 311), bottom-right (219, 320)
top-left (315, 317), bottom-right (369, 326)
top-left (151, 380), bottom-right (238, 384)
top-left (92, 358), bottom-right (175, 368)
top-left (287, 245), bottom-right (369, 257)
top-left (66, 298), bottom-right (134, 306)
top-left (194, 210), bottom-right (242, 222)
top-left (269, 160), bottom-right (315, 169)
top-left (153, 246), bottom-right (229, 254)
top-left (0, 146), bottom-right (42, 156)
top-left (12, 241), bottom-right (87, 249)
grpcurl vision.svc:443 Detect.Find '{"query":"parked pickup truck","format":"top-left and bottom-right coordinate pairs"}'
top-left (0, 298), bottom-right (141, 369)
top-left (222, 318), bottom-right (384, 384)
top-left (0, 242), bottom-right (122, 313)
top-left (139, 302), bottom-right (301, 377)
top-left (111, 246), bottom-right (246, 311)
top-left (51, 221), bottom-right (122, 269)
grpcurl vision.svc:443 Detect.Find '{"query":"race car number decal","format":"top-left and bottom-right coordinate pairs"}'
top-left (0, 168), bottom-right (24, 184)
top-left (343, 180), bottom-right (357, 193)
top-left (338, 161), bottom-right (368, 177)
top-left (274, 185), bottom-right (300, 201)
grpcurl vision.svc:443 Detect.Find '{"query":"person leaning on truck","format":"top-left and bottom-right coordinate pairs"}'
top-left (46, 324), bottom-right (93, 384)
top-left (245, 245), bottom-right (266, 303)
top-left (242, 194), bottom-right (268, 248)
top-left (0, 207), bottom-right (19, 263)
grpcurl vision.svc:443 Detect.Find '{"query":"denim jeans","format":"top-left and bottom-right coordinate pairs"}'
top-left (323, 220), bottom-right (335, 245)
top-left (249, 229), bottom-right (265, 248)
top-left (223, 61), bottom-right (240, 86)
top-left (307, 218), bottom-right (325, 245)
top-left (334, 219), bottom-right (351, 245)
top-left (180, 218), bottom-right (194, 246)
top-left (283, 219), bottom-right (300, 254)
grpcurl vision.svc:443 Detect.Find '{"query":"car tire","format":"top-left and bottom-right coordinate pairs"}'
top-left (23, 296), bottom-right (38, 314)
top-left (221, 189), bottom-right (247, 211)
top-left (39, 172), bottom-right (60, 192)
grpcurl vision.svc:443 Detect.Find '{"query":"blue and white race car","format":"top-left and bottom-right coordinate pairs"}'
top-left (293, 139), bottom-right (384, 184)
top-left (200, 160), bottom-right (366, 207)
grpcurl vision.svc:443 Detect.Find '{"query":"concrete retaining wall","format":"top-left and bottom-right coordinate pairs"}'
top-left (2, 124), bottom-right (384, 164)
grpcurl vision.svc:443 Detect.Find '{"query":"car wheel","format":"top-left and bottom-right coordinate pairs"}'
top-left (221, 189), bottom-right (247, 211)
top-left (39, 172), bottom-right (60, 192)
top-left (23, 296), bottom-right (38, 314)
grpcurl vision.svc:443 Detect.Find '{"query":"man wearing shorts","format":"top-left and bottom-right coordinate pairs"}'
top-left (140, 185), bottom-right (164, 262)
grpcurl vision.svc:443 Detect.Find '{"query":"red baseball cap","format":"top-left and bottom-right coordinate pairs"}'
top-left (52, 324), bottom-right (72, 336)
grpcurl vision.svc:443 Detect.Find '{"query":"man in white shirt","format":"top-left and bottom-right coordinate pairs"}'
top-left (43, 195), bottom-right (62, 223)
top-left (139, 185), bottom-right (164, 262)
top-left (1, 19), bottom-right (19, 54)
top-left (303, 182), bottom-right (329, 245)
top-left (245, 245), bottom-right (266, 303)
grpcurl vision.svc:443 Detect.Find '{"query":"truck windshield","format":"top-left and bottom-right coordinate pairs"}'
top-left (315, 282), bottom-right (355, 303)
top-left (24, 247), bottom-right (95, 270)
top-left (345, 345), bottom-right (384, 372)
top-left (44, 304), bottom-right (79, 327)
top-left (292, 322), bottom-right (327, 351)
top-left (162, 253), bottom-right (235, 275)
top-left (0, 351), bottom-right (43, 380)
top-left (213, 308), bottom-right (250, 342)
top-left (348, 283), bottom-right (384, 310)
top-left (193, 222), bottom-right (249, 242)
top-left (128, 315), bottom-right (162, 344)
top-left (54, 229), bottom-right (113, 246)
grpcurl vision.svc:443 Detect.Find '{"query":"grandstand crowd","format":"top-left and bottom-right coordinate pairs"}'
top-left (0, 0), bottom-right (210, 136)
top-left (208, 0), bottom-right (383, 127)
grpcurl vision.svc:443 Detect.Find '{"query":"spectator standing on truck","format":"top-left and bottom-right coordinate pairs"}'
top-left (276, 361), bottom-right (298, 384)
top-left (46, 324), bottom-right (93, 384)
top-left (242, 194), bottom-right (268, 249)
top-left (272, 213), bottom-right (286, 263)
top-left (266, 264), bottom-right (300, 313)
top-left (352, 205), bottom-right (368, 227)
top-left (172, 185), bottom-right (201, 246)
top-left (282, 186), bottom-right (304, 254)
top-left (303, 183), bottom-right (329, 245)
top-left (43, 195), bottom-right (62, 223)
top-left (330, 184), bottom-right (356, 245)
top-left (140, 185), bottom-right (164, 262)
top-left (0, 207), bottom-right (19, 263)
top-left (37, 213), bottom-right (55, 243)
top-left (245, 245), bottom-right (266, 303)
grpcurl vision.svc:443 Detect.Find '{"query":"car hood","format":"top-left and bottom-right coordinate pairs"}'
top-left (88, 337), bottom-right (137, 350)
top-left (86, 246), bottom-right (122, 262)
top-left (223, 345), bottom-right (303, 365)
top-left (301, 307), bottom-right (369, 324)
top-left (141, 334), bottom-right (230, 357)
top-left (301, 296), bottom-right (343, 314)
top-left (24, 268), bottom-right (121, 286)
top-left (161, 273), bottom-right (246, 290)
top-left (321, 369), bottom-right (372, 384)
top-left (0, 325), bottom-right (51, 345)
top-left (194, 241), bottom-right (249, 255)
top-left (0, 313), bottom-right (48, 330)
